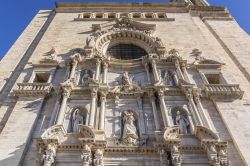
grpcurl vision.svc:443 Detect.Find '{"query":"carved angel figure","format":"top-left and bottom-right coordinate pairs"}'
top-left (176, 111), bottom-right (189, 134)
top-left (122, 111), bottom-right (138, 144)
top-left (71, 109), bottom-right (84, 133)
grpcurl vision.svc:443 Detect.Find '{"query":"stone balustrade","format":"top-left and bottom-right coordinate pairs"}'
top-left (14, 83), bottom-right (52, 96)
top-left (204, 84), bottom-right (244, 99)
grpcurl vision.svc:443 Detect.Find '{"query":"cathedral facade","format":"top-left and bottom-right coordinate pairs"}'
top-left (0, 1), bottom-right (250, 166)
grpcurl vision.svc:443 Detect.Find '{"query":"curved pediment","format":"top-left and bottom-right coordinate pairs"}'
top-left (195, 126), bottom-right (219, 141)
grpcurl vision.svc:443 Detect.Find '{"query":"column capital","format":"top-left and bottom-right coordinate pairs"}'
top-left (91, 88), bottom-right (98, 98)
top-left (103, 61), bottom-right (109, 68)
top-left (95, 58), bottom-right (101, 65)
top-left (100, 90), bottom-right (107, 101)
top-left (157, 88), bottom-right (165, 98)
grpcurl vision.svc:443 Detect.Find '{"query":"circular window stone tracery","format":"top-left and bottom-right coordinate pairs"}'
top-left (107, 43), bottom-right (147, 60)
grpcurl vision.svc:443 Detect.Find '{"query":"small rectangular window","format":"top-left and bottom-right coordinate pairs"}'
top-left (33, 73), bottom-right (50, 83)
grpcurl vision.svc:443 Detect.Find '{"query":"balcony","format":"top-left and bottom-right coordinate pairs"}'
top-left (204, 84), bottom-right (244, 99)
top-left (14, 83), bottom-right (52, 96)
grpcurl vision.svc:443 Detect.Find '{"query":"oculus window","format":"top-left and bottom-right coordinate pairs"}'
top-left (107, 44), bottom-right (147, 60)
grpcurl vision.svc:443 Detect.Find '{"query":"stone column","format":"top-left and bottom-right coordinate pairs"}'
top-left (151, 59), bottom-right (160, 83)
top-left (185, 89), bottom-right (203, 126)
top-left (193, 90), bottom-right (215, 131)
top-left (55, 86), bottom-right (71, 125)
top-left (49, 89), bottom-right (61, 126)
top-left (102, 62), bottom-right (109, 84)
top-left (148, 91), bottom-right (160, 130)
top-left (95, 59), bottom-right (101, 82)
top-left (158, 89), bottom-right (171, 127)
top-left (174, 59), bottom-right (185, 81)
top-left (89, 89), bottom-right (98, 127)
top-left (144, 63), bottom-right (152, 84)
top-left (181, 63), bottom-right (191, 83)
top-left (99, 91), bottom-right (107, 130)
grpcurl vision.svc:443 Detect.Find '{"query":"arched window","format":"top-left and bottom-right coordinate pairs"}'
top-left (107, 44), bottom-right (147, 60)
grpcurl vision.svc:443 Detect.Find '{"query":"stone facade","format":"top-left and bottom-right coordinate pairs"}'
top-left (0, 0), bottom-right (250, 165)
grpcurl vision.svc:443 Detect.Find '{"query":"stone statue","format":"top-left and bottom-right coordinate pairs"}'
top-left (122, 110), bottom-right (138, 145)
top-left (176, 111), bottom-right (189, 134)
top-left (82, 70), bottom-right (91, 85)
top-left (81, 144), bottom-right (92, 166)
top-left (163, 70), bottom-right (174, 86)
top-left (122, 72), bottom-right (133, 87)
top-left (86, 36), bottom-right (95, 47)
top-left (94, 149), bottom-right (103, 166)
top-left (71, 109), bottom-right (84, 133)
top-left (42, 144), bottom-right (57, 166)
top-left (111, 81), bottom-right (121, 93)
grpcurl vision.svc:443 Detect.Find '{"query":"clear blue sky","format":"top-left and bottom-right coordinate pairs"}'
top-left (0, 0), bottom-right (249, 58)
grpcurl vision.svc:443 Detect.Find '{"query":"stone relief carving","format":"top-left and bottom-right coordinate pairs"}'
top-left (121, 110), bottom-right (138, 145)
top-left (94, 149), bottom-right (104, 166)
top-left (81, 144), bottom-right (92, 166)
top-left (71, 108), bottom-right (85, 133)
top-left (37, 144), bottom-right (57, 166)
top-left (175, 111), bottom-right (189, 134)
top-left (41, 47), bottom-right (57, 63)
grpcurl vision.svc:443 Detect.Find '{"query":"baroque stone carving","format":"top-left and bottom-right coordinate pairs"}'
top-left (71, 108), bottom-right (85, 133)
top-left (94, 149), bottom-right (104, 166)
top-left (81, 144), bottom-right (92, 166)
top-left (175, 111), bottom-right (189, 134)
top-left (81, 69), bottom-right (93, 85)
top-left (122, 110), bottom-right (138, 145)
top-left (37, 143), bottom-right (57, 166)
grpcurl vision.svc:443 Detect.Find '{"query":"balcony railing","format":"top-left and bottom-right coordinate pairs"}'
top-left (204, 84), bottom-right (244, 99)
top-left (14, 83), bottom-right (52, 96)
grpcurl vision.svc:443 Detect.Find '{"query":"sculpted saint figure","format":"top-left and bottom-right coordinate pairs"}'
top-left (122, 72), bottom-right (133, 86)
top-left (122, 111), bottom-right (138, 144)
top-left (163, 70), bottom-right (174, 86)
top-left (82, 70), bottom-right (91, 85)
top-left (71, 109), bottom-right (84, 133)
top-left (176, 111), bottom-right (189, 134)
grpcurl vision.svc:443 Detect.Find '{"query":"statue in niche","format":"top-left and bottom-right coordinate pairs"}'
top-left (71, 109), bottom-right (85, 133)
top-left (122, 110), bottom-right (138, 145)
top-left (82, 70), bottom-right (91, 85)
top-left (175, 111), bottom-right (189, 134)
top-left (163, 70), bottom-right (174, 86)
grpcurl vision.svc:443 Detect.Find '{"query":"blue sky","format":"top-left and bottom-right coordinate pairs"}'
top-left (0, 0), bottom-right (249, 58)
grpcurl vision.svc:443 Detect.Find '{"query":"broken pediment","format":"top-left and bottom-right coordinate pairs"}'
top-left (92, 17), bottom-right (156, 33)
